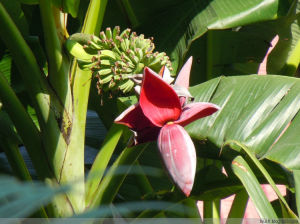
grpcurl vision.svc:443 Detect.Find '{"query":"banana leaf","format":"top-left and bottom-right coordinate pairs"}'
top-left (187, 74), bottom-right (300, 170)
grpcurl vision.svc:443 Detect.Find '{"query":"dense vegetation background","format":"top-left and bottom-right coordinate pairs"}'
top-left (0, 0), bottom-right (299, 221)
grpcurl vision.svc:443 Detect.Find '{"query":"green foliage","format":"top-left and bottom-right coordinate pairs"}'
top-left (232, 156), bottom-right (278, 218)
top-left (0, 175), bottom-right (67, 218)
top-left (51, 0), bottom-right (80, 17)
top-left (268, 0), bottom-right (300, 75)
top-left (187, 75), bottom-right (300, 170)
top-left (294, 170), bottom-right (300, 216)
top-left (132, 0), bottom-right (292, 70)
top-left (0, 0), bottom-right (300, 221)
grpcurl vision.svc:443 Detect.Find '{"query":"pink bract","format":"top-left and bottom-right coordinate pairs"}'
top-left (158, 124), bottom-right (196, 196)
top-left (114, 58), bottom-right (220, 196)
top-left (140, 67), bottom-right (181, 127)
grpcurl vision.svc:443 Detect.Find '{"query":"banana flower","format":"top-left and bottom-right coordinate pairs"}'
top-left (115, 57), bottom-right (219, 196)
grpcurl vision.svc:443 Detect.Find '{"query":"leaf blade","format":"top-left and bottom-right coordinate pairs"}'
top-left (231, 156), bottom-right (277, 219)
top-left (187, 75), bottom-right (300, 170)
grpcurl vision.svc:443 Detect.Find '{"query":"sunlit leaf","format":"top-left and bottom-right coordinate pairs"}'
top-left (136, 0), bottom-right (292, 70)
top-left (267, 1), bottom-right (300, 75)
top-left (187, 75), bottom-right (300, 170)
top-left (232, 156), bottom-right (277, 218)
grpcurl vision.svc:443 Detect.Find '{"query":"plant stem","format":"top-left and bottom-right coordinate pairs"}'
top-left (0, 3), bottom-right (70, 190)
top-left (0, 3), bottom-right (61, 128)
top-left (64, 0), bottom-right (109, 213)
top-left (85, 124), bottom-right (124, 205)
top-left (0, 139), bottom-right (49, 218)
top-left (0, 72), bottom-right (53, 180)
top-left (281, 39), bottom-right (300, 76)
top-left (203, 200), bottom-right (212, 218)
top-left (88, 144), bottom-right (148, 208)
top-left (133, 160), bottom-right (154, 195)
top-left (39, 0), bottom-right (84, 216)
top-left (0, 138), bottom-right (32, 181)
top-left (82, 0), bottom-right (108, 35)
top-left (204, 200), bottom-right (220, 224)
top-left (39, 0), bottom-right (71, 102)
top-left (212, 200), bottom-right (220, 222)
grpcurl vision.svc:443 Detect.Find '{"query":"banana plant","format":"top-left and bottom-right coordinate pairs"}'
top-left (0, 0), bottom-right (299, 221)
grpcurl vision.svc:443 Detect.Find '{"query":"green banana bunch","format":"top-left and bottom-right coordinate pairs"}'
top-left (66, 26), bottom-right (173, 94)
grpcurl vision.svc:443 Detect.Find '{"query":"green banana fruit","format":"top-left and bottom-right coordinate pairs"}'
top-left (66, 27), bottom-right (173, 94)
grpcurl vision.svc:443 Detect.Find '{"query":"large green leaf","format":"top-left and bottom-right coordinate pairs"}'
top-left (135, 0), bottom-right (292, 70)
top-left (98, 0), bottom-right (292, 71)
top-left (231, 156), bottom-right (277, 218)
top-left (187, 75), bottom-right (300, 170)
top-left (225, 140), bottom-right (297, 218)
top-left (186, 24), bottom-right (276, 86)
top-left (197, 1), bottom-right (300, 80)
